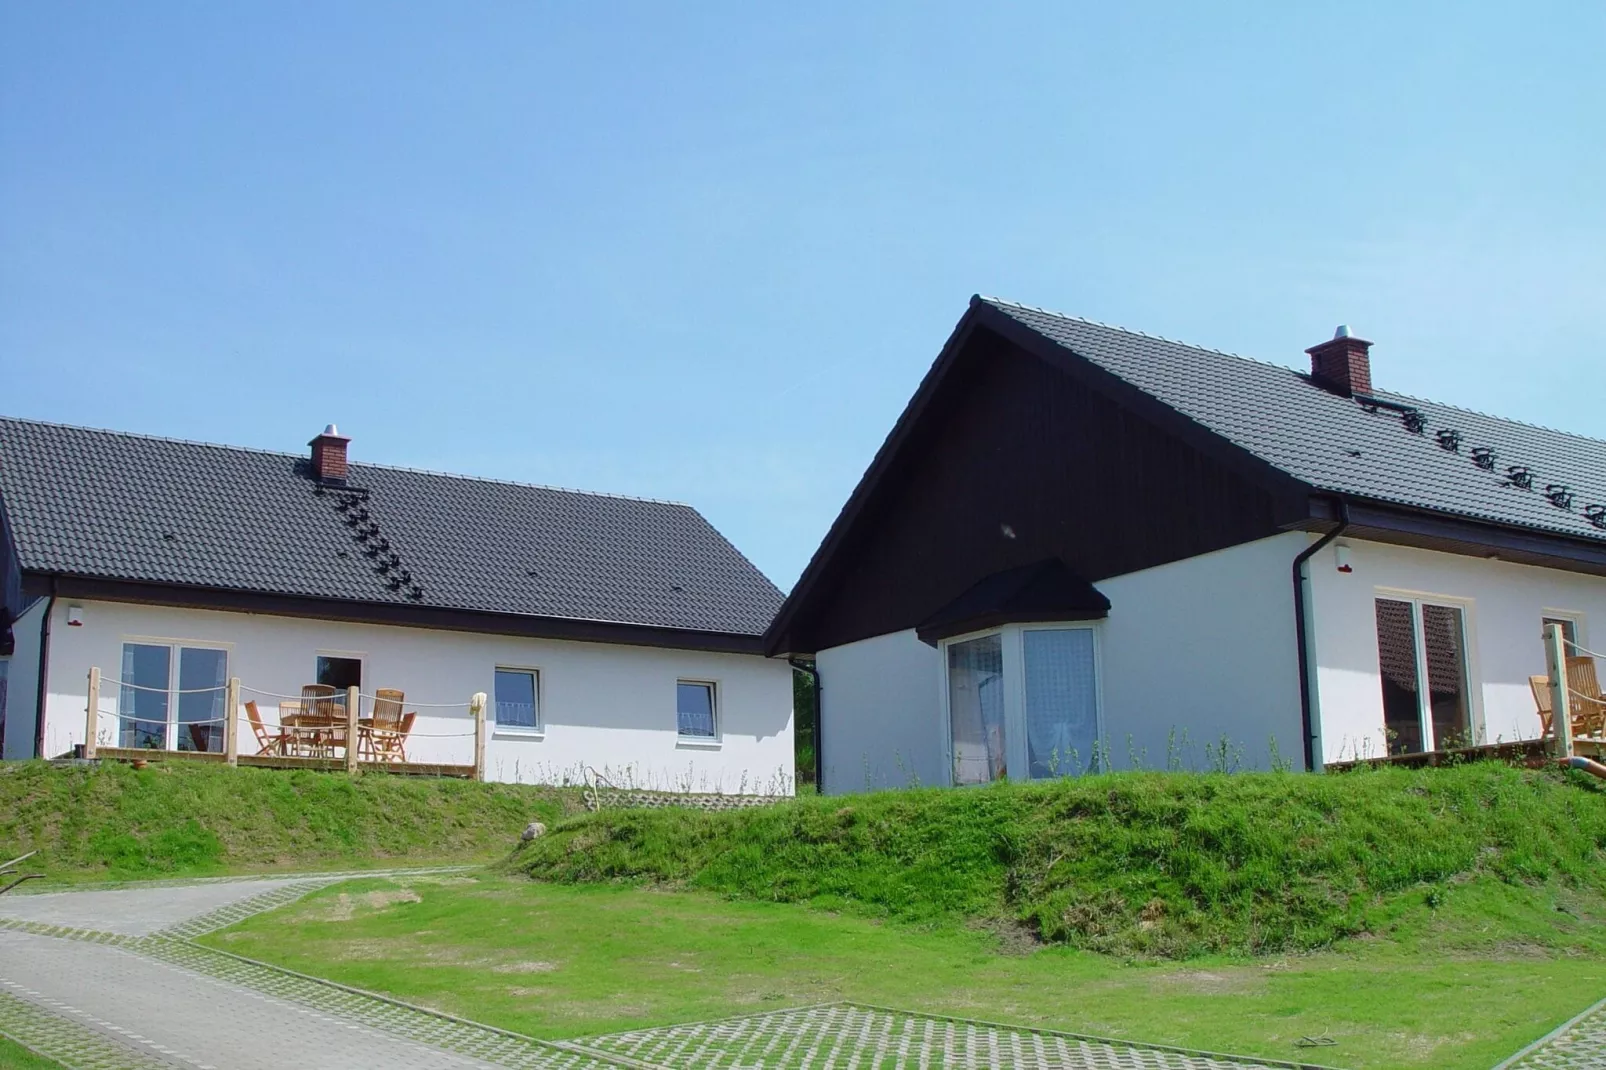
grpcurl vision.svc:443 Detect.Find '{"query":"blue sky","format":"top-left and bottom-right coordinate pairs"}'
top-left (3, 3), bottom-right (1602, 590)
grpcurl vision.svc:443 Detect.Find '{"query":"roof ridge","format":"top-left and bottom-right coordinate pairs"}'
top-left (978, 295), bottom-right (1306, 376)
top-left (0, 414), bottom-right (695, 509)
top-left (981, 297), bottom-right (1606, 449)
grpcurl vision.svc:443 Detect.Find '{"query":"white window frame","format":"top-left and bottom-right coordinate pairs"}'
top-left (939, 621), bottom-right (1105, 786)
top-left (1541, 609), bottom-right (1588, 657)
top-left (492, 666), bottom-right (543, 739)
top-left (675, 678), bottom-right (721, 747)
top-left (314, 649), bottom-right (366, 692)
top-left (117, 636), bottom-right (233, 751)
top-left (1373, 588), bottom-right (1483, 751)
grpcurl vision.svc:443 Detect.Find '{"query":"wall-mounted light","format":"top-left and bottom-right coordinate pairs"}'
top-left (66, 605), bottom-right (84, 627)
top-left (1334, 544), bottom-right (1353, 574)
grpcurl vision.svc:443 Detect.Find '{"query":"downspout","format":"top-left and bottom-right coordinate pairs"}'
top-left (788, 656), bottom-right (822, 792)
top-left (33, 576), bottom-right (58, 759)
top-left (1292, 500), bottom-right (1349, 772)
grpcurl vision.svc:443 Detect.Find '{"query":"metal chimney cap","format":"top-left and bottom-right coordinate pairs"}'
top-left (322, 423), bottom-right (340, 437)
top-left (1333, 325), bottom-right (1351, 339)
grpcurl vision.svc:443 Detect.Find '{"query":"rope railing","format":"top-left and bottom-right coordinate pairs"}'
top-left (112, 680), bottom-right (229, 694)
top-left (84, 667), bottom-right (489, 778)
top-left (1564, 638), bottom-right (1606, 661)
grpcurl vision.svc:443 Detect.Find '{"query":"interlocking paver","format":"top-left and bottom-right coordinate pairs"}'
top-left (573, 1003), bottom-right (1338, 1070)
top-left (0, 877), bottom-right (322, 937)
top-left (1497, 995), bottom-right (1606, 1070)
top-left (0, 929), bottom-right (509, 1069)
top-left (0, 988), bottom-right (179, 1069)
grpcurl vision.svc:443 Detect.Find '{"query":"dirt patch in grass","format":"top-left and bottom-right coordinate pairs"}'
top-left (309, 888), bottom-right (422, 921)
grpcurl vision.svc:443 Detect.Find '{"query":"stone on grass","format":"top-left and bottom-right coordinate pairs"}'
top-left (521, 821), bottom-right (547, 842)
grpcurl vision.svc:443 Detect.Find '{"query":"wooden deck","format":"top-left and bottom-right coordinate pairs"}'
top-left (93, 747), bottom-right (477, 779)
top-left (1324, 737), bottom-right (1601, 772)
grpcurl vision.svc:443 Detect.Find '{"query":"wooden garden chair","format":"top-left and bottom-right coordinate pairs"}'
top-left (361, 688), bottom-right (410, 763)
top-left (297, 684), bottom-right (341, 757)
top-left (1532, 665), bottom-right (1606, 740)
top-left (1568, 656), bottom-right (1606, 738)
top-left (244, 701), bottom-right (288, 756)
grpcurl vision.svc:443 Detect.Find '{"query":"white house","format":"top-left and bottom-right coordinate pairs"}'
top-left (764, 297), bottom-right (1606, 792)
top-left (0, 419), bottom-right (794, 793)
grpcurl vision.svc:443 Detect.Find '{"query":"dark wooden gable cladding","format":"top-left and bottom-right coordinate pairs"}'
top-left (780, 324), bottom-right (1307, 654)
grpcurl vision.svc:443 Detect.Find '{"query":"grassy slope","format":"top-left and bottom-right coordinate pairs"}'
top-left (0, 760), bottom-right (585, 882)
top-left (204, 872), bottom-right (1606, 1070)
top-left (518, 764), bottom-right (1606, 957)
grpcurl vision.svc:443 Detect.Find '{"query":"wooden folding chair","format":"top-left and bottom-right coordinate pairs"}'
top-left (244, 700), bottom-right (288, 756)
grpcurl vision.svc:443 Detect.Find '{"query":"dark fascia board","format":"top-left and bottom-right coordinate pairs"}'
top-left (22, 573), bottom-right (768, 655)
top-left (763, 297), bottom-right (1314, 657)
top-left (1300, 496), bottom-right (1606, 577)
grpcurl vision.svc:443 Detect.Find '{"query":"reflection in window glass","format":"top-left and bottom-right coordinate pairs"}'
top-left (1024, 629), bottom-right (1098, 777)
top-left (120, 643), bottom-right (171, 749)
top-left (1422, 604), bottom-right (1470, 749)
top-left (948, 634), bottom-right (1005, 785)
top-left (176, 647), bottom-right (228, 753)
top-left (495, 669), bottom-right (539, 729)
top-left (677, 681), bottom-right (716, 738)
top-left (315, 656), bottom-right (362, 692)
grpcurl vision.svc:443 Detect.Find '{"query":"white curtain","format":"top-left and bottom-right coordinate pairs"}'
top-left (1024, 628), bottom-right (1098, 777)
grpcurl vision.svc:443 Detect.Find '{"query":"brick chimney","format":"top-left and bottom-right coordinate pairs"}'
top-left (1306, 325), bottom-right (1373, 397)
top-left (308, 424), bottom-right (350, 483)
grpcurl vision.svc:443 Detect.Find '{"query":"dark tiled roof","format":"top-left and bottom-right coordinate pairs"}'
top-left (0, 417), bottom-right (782, 636)
top-left (983, 298), bottom-right (1606, 544)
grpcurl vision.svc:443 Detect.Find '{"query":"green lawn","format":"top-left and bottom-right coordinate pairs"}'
top-left (202, 872), bottom-right (1606, 1069)
top-left (0, 1035), bottom-right (67, 1070)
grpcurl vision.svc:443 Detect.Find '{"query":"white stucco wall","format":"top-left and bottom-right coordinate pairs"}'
top-left (1098, 533), bottom-right (1307, 771)
top-left (816, 628), bottom-right (943, 793)
top-left (26, 599), bottom-right (794, 792)
top-left (1307, 538), bottom-right (1606, 763)
top-left (814, 534), bottom-right (1310, 791)
top-left (2, 599), bottom-right (45, 760)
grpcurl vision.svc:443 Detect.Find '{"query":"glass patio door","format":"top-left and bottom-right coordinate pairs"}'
top-left (948, 634), bottom-right (1006, 785)
top-left (1374, 598), bottom-right (1472, 755)
top-left (119, 642), bottom-right (228, 751)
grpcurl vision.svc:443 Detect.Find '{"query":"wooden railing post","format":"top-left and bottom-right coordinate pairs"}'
top-left (84, 667), bottom-right (100, 760)
top-left (346, 685), bottom-right (361, 774)
top-left (224, 677), bottom-right (241, 766)
top-left (1546, 623), bottom-right (1573, 759)
top-left (472, 692), bottom-right (487, 781)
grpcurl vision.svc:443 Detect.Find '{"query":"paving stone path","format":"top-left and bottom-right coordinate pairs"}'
top-left (0, 872), bottom-right (1597, 1069)
top-left (1496, 995), bottom-right (1606, 1070)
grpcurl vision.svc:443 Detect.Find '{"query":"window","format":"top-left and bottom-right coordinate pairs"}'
top-left (676, 681), bottom-right (717, 739)
top-left (494, 669), bottom-right (540, 731)
top-left (948, 634), bottom-right (1005, 785)
top-left (1542, 615), bottom-right (1582, 655)
top-left (118, 642), bottom-right (229, 752)
top-left (1374, 597), bottom-right (1472, 755)
top-left (1023, 628), bottom-right (1099, 778)
top-left (315, 655), bottom-right (363, 692)
top-left (944, 623), bottom-right (1102, 786)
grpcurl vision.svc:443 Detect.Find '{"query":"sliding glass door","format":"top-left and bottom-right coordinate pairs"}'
top-left (1374, 598), bottom-right (1472, 755)
top-left (119, 642), bottom-right (229, 751)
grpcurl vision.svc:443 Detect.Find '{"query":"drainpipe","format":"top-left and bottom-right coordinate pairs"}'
top-left (1292, 500), bottom-right (1349, 773)
top-left (788, 656), bottom-right (822, 792)
top-left (33, 576), bottom-right (58, 759)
